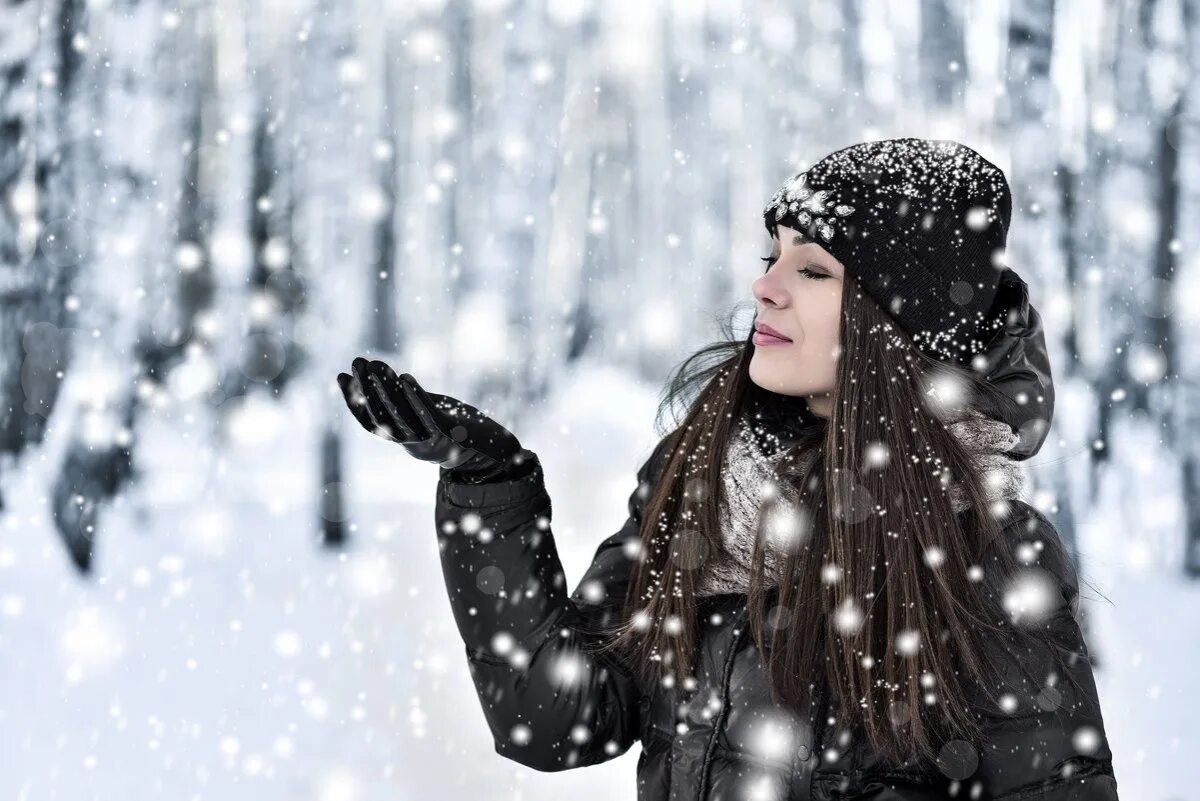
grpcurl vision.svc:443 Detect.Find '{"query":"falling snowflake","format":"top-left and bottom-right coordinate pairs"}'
top-left (833, 597), bottom-right (863, 635)
top-left (895, 629), bottom-right (921, 656)
top-left (1002, 568), bottom-right (1057, 625)
top-left (1073, 725), bottom-right (1101, 754)
top-left (509, 723), bottom-right (532, 746)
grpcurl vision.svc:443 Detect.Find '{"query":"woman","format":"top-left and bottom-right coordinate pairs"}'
top-left (337, 138), bottom-right (1120, 800)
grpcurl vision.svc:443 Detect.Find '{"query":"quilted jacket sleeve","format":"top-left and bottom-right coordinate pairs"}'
top-left (433, 435), bottom-right (671, 772)
top-left (966, 505), bottom-right (1121, 800)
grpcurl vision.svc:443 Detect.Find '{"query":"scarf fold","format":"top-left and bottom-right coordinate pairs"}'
top-left (695, 407), bottom-right (1027, 597)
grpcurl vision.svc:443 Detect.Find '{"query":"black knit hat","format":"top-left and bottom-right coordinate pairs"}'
top-left (762, 138), bottom-right (1013, 365)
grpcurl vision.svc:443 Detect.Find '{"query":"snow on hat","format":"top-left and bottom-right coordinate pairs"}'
top-left (762, 137), bottom-right (1013, 365)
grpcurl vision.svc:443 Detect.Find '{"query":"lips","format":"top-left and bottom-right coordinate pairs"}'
top-left (754, 321), bottom-right (793, 342)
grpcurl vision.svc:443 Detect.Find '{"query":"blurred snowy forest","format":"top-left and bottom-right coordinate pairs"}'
top-left (0, 0), bottom-right (1197, 799)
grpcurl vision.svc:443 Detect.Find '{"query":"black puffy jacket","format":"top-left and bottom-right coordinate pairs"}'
top-left (432, 272), bottom-right (1120, 800)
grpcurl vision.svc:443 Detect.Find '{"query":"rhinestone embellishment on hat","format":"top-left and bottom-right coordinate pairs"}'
top-left (763, 171), bottom-right (855, 242)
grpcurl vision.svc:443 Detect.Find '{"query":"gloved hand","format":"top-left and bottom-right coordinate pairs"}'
top-left (336, 357), bottom-right (537, 483)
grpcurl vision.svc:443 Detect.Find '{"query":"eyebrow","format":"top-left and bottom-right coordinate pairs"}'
top-left (769, 231), bottom-right (814, 252)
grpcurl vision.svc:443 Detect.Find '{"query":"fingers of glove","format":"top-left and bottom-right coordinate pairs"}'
top-left (364, 361), bottom-right (430, 439)
top-left (341, 368), bottom-right (389, 432)
top-left (365, 372), bottom-right (425, 441)
top-left (351, 360), bottom-right (405, 441)
top-left (337, 372), bottom-right (377, 432)
top-left (395, 374), bottom-right (449, 445)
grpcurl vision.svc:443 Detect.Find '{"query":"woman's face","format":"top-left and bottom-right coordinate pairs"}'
top-left (749, 225), bottom-right (846, 418)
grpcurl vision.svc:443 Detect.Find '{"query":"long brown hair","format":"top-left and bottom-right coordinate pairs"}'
top-left (593, 273), bottom-right (1080, 769)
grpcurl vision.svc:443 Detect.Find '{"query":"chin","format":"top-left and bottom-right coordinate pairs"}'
top-left (749, 357), bottom-right (824, 398)
top-left (749, 361), bottom-right (793, 395)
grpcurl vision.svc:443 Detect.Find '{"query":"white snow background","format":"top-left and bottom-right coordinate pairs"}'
top-left (1, 0), bottom-right (1196, 796)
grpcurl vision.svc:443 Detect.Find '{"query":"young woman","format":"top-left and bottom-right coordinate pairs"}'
top-left (338, 138), bottom-right (1119, 800)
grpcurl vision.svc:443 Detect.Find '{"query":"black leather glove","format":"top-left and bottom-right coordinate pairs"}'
top-left (336, 357), bottom-right (537, 483)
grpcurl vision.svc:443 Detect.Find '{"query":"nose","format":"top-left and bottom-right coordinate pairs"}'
top-left (752, 263), bottom-right (789, 310)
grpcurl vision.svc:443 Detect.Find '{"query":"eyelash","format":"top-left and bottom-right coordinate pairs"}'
top-left (759, 257), bottom-right (828, 281)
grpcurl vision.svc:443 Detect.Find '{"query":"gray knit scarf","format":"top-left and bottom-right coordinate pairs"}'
top-left (694, 407), bottom-right (1027, 597)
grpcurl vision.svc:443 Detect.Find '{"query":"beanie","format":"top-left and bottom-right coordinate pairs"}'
top-left (762, 138), bottom-right (1013, 365)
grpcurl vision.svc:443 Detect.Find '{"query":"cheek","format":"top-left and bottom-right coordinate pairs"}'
top-left (823, 284), bottom-right (843, 336)
top-left (803, 285), bottom-right (842, 344)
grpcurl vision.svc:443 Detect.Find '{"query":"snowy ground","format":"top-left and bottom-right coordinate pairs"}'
top-left (0, 361), bottom-right (1192, 800)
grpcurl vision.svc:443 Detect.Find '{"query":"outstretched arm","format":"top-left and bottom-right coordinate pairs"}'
top-left (336, 360), bottom-right (668, 771)
top-left (434, 438), bottom-right (669, 772)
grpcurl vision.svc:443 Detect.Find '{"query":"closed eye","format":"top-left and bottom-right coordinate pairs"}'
top-left (761, 256), bottom-right (829, 281)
